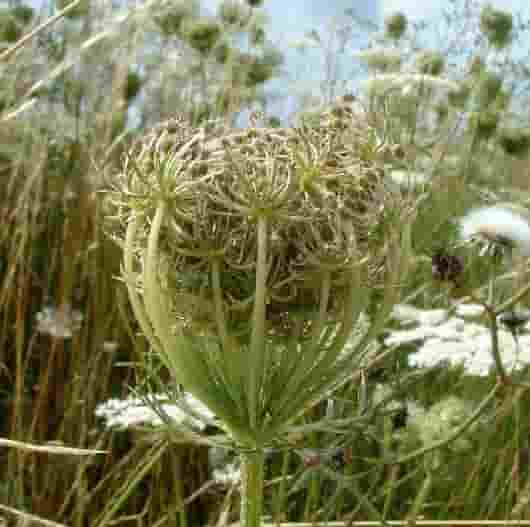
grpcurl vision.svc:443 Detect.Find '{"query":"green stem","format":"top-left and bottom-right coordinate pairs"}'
top-left (211, 258), bottom-right (231, 352)
top-left (495, 282), bottom-right (530, 315)
top-left (249, 215), bottom-right (268, 430)
top-left (273, 450), bottom-right (291, 523)
top-left (240, 449), bottom-right (265, 527)
top-left (407, 470), bottom-right (433, 521)
top-left (486, 307), bottom-right (508, 383)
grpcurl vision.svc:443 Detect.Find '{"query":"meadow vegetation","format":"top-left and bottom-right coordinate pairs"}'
top-left (3, 1), bottom-right (530, 526)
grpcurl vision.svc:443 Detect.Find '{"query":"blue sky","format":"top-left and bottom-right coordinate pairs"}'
top-left (20, 1), bottom-right (530, 36)
top-left (260, 0), bottom-right (377, 32)
top-left (18, 0), bottom-right (530, 119)
top-left (382, 0), bottom-right (529, 20)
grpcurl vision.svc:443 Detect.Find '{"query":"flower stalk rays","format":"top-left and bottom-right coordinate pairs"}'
top-left (106, 113), bottom-right (414, 527)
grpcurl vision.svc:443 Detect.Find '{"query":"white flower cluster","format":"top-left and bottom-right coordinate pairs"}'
top-left (36, 304), bottom-right (84, 339)
top-left (354, 47), bottom-right (402, 72)
top-left (411, 396), bottom-right (476, 453)
top-left (387, 170), bottom-right (430, 190)
top-left (386, 303), bottom-right (530, 376)
top-left (95, 393), bottom-right (214, 430)
top-left (362, 74), bottom-right (459, 98)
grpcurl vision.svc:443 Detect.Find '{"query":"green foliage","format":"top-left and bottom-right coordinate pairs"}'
top-left (246, 0), bottom-right (264, 6)
top-left (218, 0), bottom-right (250, 27)
top-left (246, 61), bottom-right (274, 86)
top-left (62, 75), bottom-right (85, 113)
top-left (124, 71), bottom-right (143, 102)
top-left (472, 110), bottom-right (500, 140)
top-left (497, 127), bottom-right (530, 158)
top-left (153, 0), bottom-right (199, 37)
top-left (213, 41), bottom-right (232, 64)
top-left (249, 23), bottom-right (266, 45)
top-left (434, 102), bottom-right (448, 122)
top-left (0, 9), bottom-right (22, 42)
top-left (480, 4), bottom-right (513, 49)
top-left (188, 101), bottom-right (214, 124)
top-left (6, 0), bottom-right (530, 525)
top-left (475, 70), bottom-right (503, 108)
top-left (56, 0), bottom-right (89, 18)
top-left (111, 111), bottom-right (128, 139)
top-left (11, 4), bottom-right (34, 24)
top-left (416, 50), bottom-right (445, 76)
top-left (181, 17), bottom-right (222, 54)
top-left (385, 11), bottom-right (408, 40)
top-left (448, 81), bottom-right (471, 107)
top-left (242, 50), bottom-right (283, 86)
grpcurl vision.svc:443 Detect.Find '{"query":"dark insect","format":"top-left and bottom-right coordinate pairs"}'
top-left (392, 406), bottom-right (408, 430)
top-left (431, 250), bottom-right (464, 283)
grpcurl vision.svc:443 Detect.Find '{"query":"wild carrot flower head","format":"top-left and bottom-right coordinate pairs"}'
top-left (388, 303), bottom-right (530, 376)
top-left (362, 74), bottom-right (459, 99)
top-left (104, 109), bottom-right (414, 446)
top-left (413, 396), bottom-right (476, 453)
top-left (95, 393), bottom-right (214, 430)
top-left (459, 205), bottom-right (530, 256)
top-left (354, 47), bottom-right (402, 73)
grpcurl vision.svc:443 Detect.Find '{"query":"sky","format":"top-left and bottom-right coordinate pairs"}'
top-left (17, 0), bottom-right (530, 40)
top-left (16, 0), bottom-right (530, 119)
top-left (381, 0), bottom-right (529, 20)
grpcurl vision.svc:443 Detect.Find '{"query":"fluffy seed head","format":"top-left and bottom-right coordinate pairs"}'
top-left (460, 205), bottom-right (530, 256)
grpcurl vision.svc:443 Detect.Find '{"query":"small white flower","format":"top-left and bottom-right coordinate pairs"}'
top-left (385, 326), bottom-right (437, 347)
top-left (387, 170), bottom-right (430, 189)
top-left (36, 304), bottom-right (83, 339)
top-left (391, 304), bottom-right (447, 326)
top-left (398, 74), bottom-right (458, 95)
top-left (391, 304), bottom-right (423, 326)
top-left (459, 205), bottom-right (530, 256)
top-left (455, 303), bottom-right (485, 319)
top-left (103, 341), bottom-right (119, 353)
top-left (213, 461), bottom-right (241, 485)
